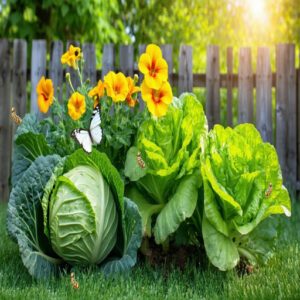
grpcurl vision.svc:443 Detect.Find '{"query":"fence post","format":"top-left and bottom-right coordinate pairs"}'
top-left (276, 44), bottom-right (297, 184)
top-left (102, 44), bottom-right (115, 79)
top-left (82, 43), bottom-right (96, 85)
top-left (238, 47), bottom-right (253, 123)
top-left (226, 47), bottom-right (233, 126)
top-left (206, 45), bottom-right (220, 129)
top-left (138, 45), bottom-right (146, 110)
top-left (0, 39), bottom-right (11, 202)
top-left (49, 41), bottom-right (63, 102)
top-left (119, 45), bottom-right (134, 77)
top-left (30, 40), bottom-right (47, 118)
top-left (12, 39), bottom-right (27, 119)
top-left (161, 45), bottom-right (173, 86)
top-left (256, 47), bottom-right (272, 143)
top-left (178, 45), bottom-right (193, 94)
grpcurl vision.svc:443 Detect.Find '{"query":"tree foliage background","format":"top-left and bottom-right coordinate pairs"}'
top-left (0, 0), bottom-right (299, 71)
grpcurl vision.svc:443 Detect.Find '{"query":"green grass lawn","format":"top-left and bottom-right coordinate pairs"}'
top-left (1, 201), bottom-right (300, 300)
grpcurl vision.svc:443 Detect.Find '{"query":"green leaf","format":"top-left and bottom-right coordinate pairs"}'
top-left (202, 213), bottom-right (239, 271)
top-left (126, 185), bottom-right (163, 237)
top-left (12, 132), bottom-right (53, 186)
top-left (154, 174), bottom-right (200, 244)
top-left (7, 155), bottom-right (63, 279)
top-left (101, 197), bottom-right (142, 276)
top-left (124, 146), bottom-right (147, 181)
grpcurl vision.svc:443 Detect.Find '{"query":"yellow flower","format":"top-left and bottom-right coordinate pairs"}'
top-left (126, 77), bottom-right (140, 107)
top-left (61, 45), bottom-right (82, 68)
top-left (88, 80), bottom-right (106, 108)
top-left (138, 44), bottom-right (168, 90)
top-left (68, 92), bottom-right (86, 120)
top-left (141, 80), bottom-right (173, 117)
top-left (36, 76), bottom-right (54, 114)
top-left (104, 71), bottom-right (129, 102)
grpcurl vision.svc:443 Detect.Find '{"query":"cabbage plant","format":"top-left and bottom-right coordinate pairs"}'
top-left (124, 93), bottom-right (208, 244)
top-left (201, 124), bottom-right (291, 270)
top-left (7, 148), bottom-right (142, 279)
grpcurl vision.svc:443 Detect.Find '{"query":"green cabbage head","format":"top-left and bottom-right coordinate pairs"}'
top-left (201, 124), bottom-right (291, 270)
top-left (49, 165), bottom-right (118, 265)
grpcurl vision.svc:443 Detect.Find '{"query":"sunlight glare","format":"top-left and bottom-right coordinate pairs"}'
top-left (247, 0), bottom-right (268, 22)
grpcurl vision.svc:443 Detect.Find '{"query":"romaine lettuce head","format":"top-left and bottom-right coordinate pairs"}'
top-left (125, 93), bottom-right (208, 244)
top-left (49, 165), bottom-right (118, 265)
top-left (201, 123), bottom-right (291, 270)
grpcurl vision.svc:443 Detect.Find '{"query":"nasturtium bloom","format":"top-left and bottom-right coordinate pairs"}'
top-left (68, 92), bottom-right (86, 120)
top-left (88, 80), bottom-right (106, 107)
top-left (126, 77), bottom-right (140, 107)
top-left (36, 76), bottom-right (54, 114)
top-left (61, 45), bottom-right (82, 68)
top-left (104, 71), bottom-right (129, 102)
top-left (138, 44), bottom-right (168, 90)
top-left (141, 80), bottom-right (173, 117)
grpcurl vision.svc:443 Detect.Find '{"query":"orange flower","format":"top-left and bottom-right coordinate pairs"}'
top-left (126, 77), bottom-right (140, 107)
top-left (68, 92), bottom-right (86, 120)
top-left (104, 71), bottom-right (129, 102)
top-left (141, 80), bottom-right (173, 117)
top-left (61, 45), bottom-right (82, 68)
top-left (88, 80), bottom-right (106, 108)
top-left (138, 44), bottom-right (168, 90)
top-left (36, 76), bottom-right (54, 114)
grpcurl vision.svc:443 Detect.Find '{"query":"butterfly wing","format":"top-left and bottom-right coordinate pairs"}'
top-left (71, 129), bottom-right (93, 153)
top-left (90, 105), bottom-right (102, 144)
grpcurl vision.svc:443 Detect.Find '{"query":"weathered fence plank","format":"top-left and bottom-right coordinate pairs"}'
top-left (30, 40), bottom-right (46, 118)
top-left (102, 44), bottom-right (115, 79)
top-left (0, 39), bottom-right (11, 202)
top-left (138, 44), bottom-right (146, 110)
top-left (276, 44), bottom-right (297, 184)
top-left (206, 45), bottom-right (220, 129)
top-left (256, 47), bottom-right (272, 143)
top-left (66, 41), bottom-right (80, 96)
top-left (49, 41), bottom-right (63, 101)
top-left (119, 45), bottom-right (134, 76)
top-left (238, 47), bottom-right (253, 123)
top-left (161, 45), bottom-right (173, 85)
top-left (82, 43), bottom-right (96, 85)
top-left (178, 45), bottom-right (193, 94)
top-left (226, 47), bottom-right (233, 126)
top-left (12, 39), bottom-right (27, 118)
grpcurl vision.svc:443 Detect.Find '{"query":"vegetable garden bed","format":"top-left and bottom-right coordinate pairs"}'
top-left (0, 202), bottom-right (299, 299)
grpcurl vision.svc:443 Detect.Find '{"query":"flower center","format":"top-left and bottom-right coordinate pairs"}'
top-left (152, 90), bottom-right (161, 103)
top-left (41, 93), bottom-right (48, 102)
top-left (150, 68), bottom-right (157, 77)
top-left (74, 50), bottom-right (79, 57)
top-left (75, 99), bottom-right (81, 110)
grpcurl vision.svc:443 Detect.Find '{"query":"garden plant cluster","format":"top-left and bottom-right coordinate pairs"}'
top-left (7, 44), bottom-right (291, 280)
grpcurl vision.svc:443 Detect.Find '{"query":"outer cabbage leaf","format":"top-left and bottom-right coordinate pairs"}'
top-left (201, 124), bottom-right (291, 270)
top-left (7, 155), bottom-right (63, 279)
top-left (12, 132), bottom-right (52, 186)
top-left (101, 197), bottom-right (142, 276)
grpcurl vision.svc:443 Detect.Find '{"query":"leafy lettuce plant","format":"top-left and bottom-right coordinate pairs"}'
top-left (7, 149), bottom-right (142, 279)
top-left (200, 124), bottom-right (291, 270)
top-left (124, 93), bottom-right (208, 244)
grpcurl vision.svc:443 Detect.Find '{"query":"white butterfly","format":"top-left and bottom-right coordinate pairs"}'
top-left (71, 105), bottom-right (102, 153)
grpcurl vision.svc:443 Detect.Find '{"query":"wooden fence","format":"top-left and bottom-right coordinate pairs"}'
top-left (0, 39), bottom-right (300, 201)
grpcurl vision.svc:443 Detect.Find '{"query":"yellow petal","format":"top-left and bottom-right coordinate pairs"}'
top-left (146, 44), bottom-right (162, 61)
top-left (141, 81), bottom-right (153, 103)
top-left (155, 101), bottom-right (168, 117)
top-left (138, 53), bottom-right (151, 74)
top-left (160, 82), bottom-right (173, 104)
top-left (145, 74), bottom-right (162, 90)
